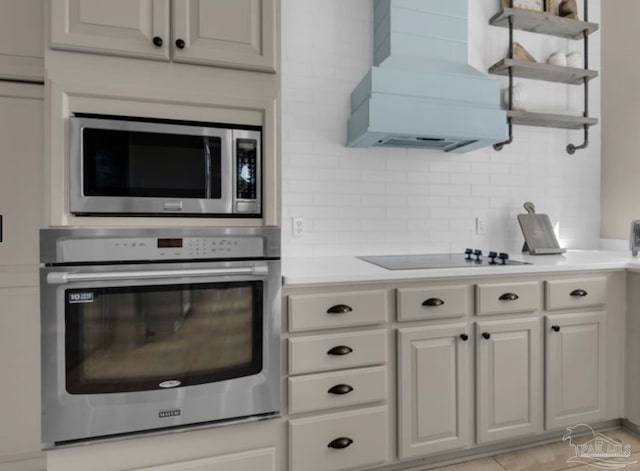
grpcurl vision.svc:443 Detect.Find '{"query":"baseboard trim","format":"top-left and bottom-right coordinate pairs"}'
top-left (0, 452), bottom-right (46, 471)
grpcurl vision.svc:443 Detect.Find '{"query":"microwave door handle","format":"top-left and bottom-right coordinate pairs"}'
top-left (204, 136), bottom-right (212, 199)
top-left (46, 266), bottom-right (268, 285)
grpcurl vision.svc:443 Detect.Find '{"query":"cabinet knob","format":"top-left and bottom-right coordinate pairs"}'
top-left (552, 325), bottom-right (561, 332)
top-left (152, 36), bottom-right (163, 47)
top-left (328, 384), bottom-right (354, 395)
top-left (175, 38), bottom-right (186, 49)
top-left (499, 292), bottom-right (519, 301)
top-left (328, 437), bottom-right (354, 449)
top-left (327, 345), bottom-right (353, 356)
top-left (326, 304), bottom-right (353, 314)
top-left (482, 332), bottom-right (491, 340)
top-left (460, 333), bottom-right (469, 341)
top-left (422, 297), bottom-right (444, 307)
top-left (570, 289), bottom-right (588, 297)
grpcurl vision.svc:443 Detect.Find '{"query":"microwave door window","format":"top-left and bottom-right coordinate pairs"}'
top-left (82, 129), bottom-right (222, 199)
top-left (64, 282), bottom-right (263, 394)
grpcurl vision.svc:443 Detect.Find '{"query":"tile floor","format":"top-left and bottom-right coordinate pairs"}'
top-left (429, 428), bottom-right (640, 471)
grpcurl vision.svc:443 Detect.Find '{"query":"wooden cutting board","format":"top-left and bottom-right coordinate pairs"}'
top-left (517, 202), bottom-right (566, 255)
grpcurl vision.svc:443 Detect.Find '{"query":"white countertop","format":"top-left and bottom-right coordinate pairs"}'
top-left (283, 250), bottom-right (640, 286)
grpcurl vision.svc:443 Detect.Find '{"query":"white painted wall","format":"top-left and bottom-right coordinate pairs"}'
top-left (281, 0), bottom-right (601, 256)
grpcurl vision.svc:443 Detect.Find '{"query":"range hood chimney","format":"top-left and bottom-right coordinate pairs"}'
top-left (347, 0), bottom-right (507, 153)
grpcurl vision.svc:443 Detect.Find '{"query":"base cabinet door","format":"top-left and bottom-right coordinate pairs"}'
top-left (476, 318), bottom-right (543, 444)
top-left (50, 0), bottom-right (170, 60)
top-left (545, 312), bottom-right (607, 429)
top-left (172, 0), bottom-right (276, 72)
top-left (398, 324), bottom-right (471, 459)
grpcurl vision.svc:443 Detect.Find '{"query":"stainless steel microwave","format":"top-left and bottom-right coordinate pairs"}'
top-left (69, 116), bottom-right (261, 216)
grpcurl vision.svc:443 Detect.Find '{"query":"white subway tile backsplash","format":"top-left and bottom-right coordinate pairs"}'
top-left (281, 0), bottom-right (601, 256)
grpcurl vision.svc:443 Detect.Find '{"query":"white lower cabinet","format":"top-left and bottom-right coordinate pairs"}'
top-left (132, 447), bottom-right (276, 471)
top-left (289, 407), bottom-right (388, 471)
top-left (545, 311), bottom-right (607, 429)
top-left (397, 324), bottom-right (471, 459)
top-left (476, 317), bottom-right (543, 444)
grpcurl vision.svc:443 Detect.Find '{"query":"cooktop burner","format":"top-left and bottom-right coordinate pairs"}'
top-left (358, 249), bottom-right (530, 270)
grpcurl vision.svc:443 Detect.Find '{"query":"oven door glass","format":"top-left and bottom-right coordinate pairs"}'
top-left (82, 128), bottom-right (223, 199)
top-left (64, 281), bottom-right (263, 394)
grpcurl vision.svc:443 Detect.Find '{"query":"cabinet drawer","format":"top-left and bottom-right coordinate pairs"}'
top-left (397, 285), bottom-right (470, 321)
top-left (545, 277), bottom-right (606, 311)
top-left (133, 448), bottom-right (275, 471)
top-left (476, 281), bottom-right (540, 316)
top-left (288, 290), bottom-right (388, 332)
top-left (288, 366), bottom-right (387, 414)
top-left (288, 330), bottom-right (387, 375)
top-left (289, 406), bottom-right (389, 471)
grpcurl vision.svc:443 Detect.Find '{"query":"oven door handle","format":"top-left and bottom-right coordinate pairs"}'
top-left (46, 265), bottom-right (268, 285)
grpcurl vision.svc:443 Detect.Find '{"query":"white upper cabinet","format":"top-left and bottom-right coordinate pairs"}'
top-left (50, 0), bottom-right (170, 60)
top-left (49, 0), bottom-right (276, 72)
top-left (0, 0), bottom-right (44, 81)
top-left (173, 0), bottom-right (276, 72)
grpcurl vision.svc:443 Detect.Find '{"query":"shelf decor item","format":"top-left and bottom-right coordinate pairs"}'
top-left (502, 0), bottom-right (554, 14)
top-left (513, 42), bottom-right (537, 62)
top-left (559, 0), bottom-right (578, 19)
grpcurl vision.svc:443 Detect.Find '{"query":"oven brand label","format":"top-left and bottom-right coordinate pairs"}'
top-left (68, 292), bottom-right (94, 304)
top-left (159, 380), bottom-right (181, 389)
top-left (159, 409), bottom-right (181, 419)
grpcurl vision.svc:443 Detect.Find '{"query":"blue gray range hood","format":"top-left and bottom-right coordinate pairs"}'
top-left (347, 0), bottom-right (507, 153)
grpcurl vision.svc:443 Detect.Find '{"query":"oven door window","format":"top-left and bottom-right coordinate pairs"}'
top-left (65, 281), bottom-right (262, 394)
top-left (82, 128), bottom-right (222, 199)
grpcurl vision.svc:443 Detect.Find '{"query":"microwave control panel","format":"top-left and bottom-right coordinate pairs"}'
top-left (58, 237), bottom-right (264, 263)
top-left (236, 138), bottom-right (258, 202)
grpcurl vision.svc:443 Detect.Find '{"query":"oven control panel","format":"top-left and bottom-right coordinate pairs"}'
top-left (58, 236), bottom-right (264, 263)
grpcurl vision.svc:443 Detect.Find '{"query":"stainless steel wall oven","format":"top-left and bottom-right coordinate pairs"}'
top-left (40, 227), bottom-right (280, 447)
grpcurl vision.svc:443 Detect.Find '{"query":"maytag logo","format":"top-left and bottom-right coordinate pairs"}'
top-left (68, 292), bottom-right (94, 304)
top-left (159, 409), bottom-right (181, 419)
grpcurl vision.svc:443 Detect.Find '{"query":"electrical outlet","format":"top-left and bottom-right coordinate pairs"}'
top-left (475, 217), bottom-right (487, 236)
top-left (292, 217), bottom-right (305, 237)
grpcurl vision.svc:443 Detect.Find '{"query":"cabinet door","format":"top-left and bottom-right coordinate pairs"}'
top-left (545, 312), bottom-right (606, 429)
top-left (476, 318), bottom-right (543, 444)
top-left (50, 0), bottom-right (170, 60)
top-left (172, 0), bottom-right (276, 72)
top-left (398, 324), bottom-right (471, 459)
top-left (0, 287), bottom-right (41, 464)
top-left (0, 83), bottom-right (43, 269)
top-left (0, 0), bottom-right (44, 81)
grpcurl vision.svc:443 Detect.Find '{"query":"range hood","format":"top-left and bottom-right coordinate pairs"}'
top-left (347, 0), bottom-right (507, 153)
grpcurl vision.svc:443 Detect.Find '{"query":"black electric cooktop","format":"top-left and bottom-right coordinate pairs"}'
top-left (358, 250), bottom-right (530, 270)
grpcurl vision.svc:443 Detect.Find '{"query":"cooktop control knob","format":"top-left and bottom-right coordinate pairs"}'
top-left (488, 251), bottom-right (498, 265)
top-left (473, 249), bottom-right (482, 262)
top-left (465, 248), bottom-right (473, 260)
top-left (498, 252), bottom-right (509, 265)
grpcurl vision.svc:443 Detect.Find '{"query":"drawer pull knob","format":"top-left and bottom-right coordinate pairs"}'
top-left (482, 332), bottom-right (491, 340)
top-left (570, 289), bottom-right (588, 297)
top-left (499, 292), bottom-right (519, 301)
top-left (328, 384), bottom-right (354, 395)
top-left (422, 297), bottom-right (445, 307)
top-left (152, 36), bottom-right (163, 47)
top-left (460, 333), bottom-right (469, 341)
top-left (328, 437), bottom-right (354, 449)
top-left (552, 325), bottom-right (561, 332)
top-left (327, 345), bottom-right (353, 356)
top-left (175, 38), bottom-right (186, 49)
top-left (327, 304), bottom-right (353, 314)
